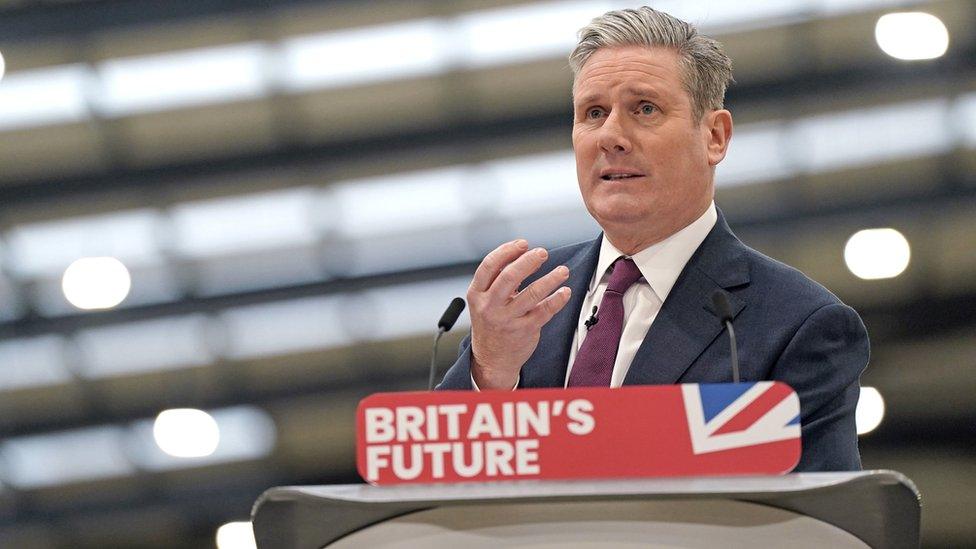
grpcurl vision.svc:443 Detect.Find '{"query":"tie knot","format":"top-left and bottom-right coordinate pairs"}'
top-left (606, 257), bottom-right (643, 294)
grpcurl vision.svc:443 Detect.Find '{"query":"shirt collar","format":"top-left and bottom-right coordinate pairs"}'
top-left (590, 201), bottom-right (718, 301)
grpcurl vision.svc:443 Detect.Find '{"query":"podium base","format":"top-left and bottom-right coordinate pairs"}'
top-left (330, 499), bottom-right (867, 548)
top-left (253, 471), bottom-right (920, 549)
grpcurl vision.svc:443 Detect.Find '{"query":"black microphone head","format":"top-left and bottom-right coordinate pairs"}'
top-left (711, 290), bottom-right (733, 322)
top-left (437, 297), bottom-right (466, 331)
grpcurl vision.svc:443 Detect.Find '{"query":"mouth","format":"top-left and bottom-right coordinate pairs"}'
top-left (600, 173), bottom-right (645, 181)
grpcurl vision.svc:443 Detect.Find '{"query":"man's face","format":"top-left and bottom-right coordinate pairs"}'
top-left (572, 46), bottom-right (723, 238)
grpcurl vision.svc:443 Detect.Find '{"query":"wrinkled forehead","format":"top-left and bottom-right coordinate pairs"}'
top-left (571, 45), bottom-right (689, 106)
top-left (571, 45), bottom-right (686, 98)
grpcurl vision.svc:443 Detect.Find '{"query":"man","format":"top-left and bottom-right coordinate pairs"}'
top-left (437, 7), bottom-right (869, 472)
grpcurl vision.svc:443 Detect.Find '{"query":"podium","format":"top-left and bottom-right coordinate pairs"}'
top-left (251, 470), bottom-right (920, 548)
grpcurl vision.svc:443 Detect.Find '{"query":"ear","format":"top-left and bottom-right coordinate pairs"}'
top-left (703, 109), bottom-right (733, 166)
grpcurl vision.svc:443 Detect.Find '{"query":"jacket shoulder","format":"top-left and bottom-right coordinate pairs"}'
top-left (741, 244), bottom-right (848, 315)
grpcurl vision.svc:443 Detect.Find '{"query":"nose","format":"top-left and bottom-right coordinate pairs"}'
top-left (597, 110), bottom-right (633, 155)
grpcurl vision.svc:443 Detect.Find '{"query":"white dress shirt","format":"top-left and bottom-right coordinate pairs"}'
top-left (472, 202), bottom-right (717, 390)
top-left (565, 202), bottom-right (717, 387)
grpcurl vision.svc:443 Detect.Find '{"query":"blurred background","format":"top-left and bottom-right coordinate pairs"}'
top-left (0, 0), bottom-right (973, 547)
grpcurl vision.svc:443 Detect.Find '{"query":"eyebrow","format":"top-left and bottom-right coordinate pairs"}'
top-left (574, 87), bottom-right (664, 106)
top-left (573, 92), bottom-right (602, 107)
top-left (623, 86), bottom-right (665, 102)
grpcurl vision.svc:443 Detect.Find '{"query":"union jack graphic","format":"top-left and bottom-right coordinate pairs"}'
top-left (683, 382), bottom-right (801, 455)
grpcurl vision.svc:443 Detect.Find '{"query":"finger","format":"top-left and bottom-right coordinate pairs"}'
top-left (487, 246), bottom-right (549, 303)
top-left (470, 239), bottom-right (529, 293)
top-left (511, 265), bottom-right (570, 315)
top-left (525, 286), bottom-right (572, 327)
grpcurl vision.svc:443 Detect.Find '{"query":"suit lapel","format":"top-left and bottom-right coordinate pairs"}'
top-left (520, 237), bottom-right (601, 388)
top-left (623, 209), bottom-right (749, 386)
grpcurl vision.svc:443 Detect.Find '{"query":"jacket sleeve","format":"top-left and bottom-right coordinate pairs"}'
top-left (434, 333), bottom-right (475, 390)
top-left (770, 302), bottom-right (870, 472)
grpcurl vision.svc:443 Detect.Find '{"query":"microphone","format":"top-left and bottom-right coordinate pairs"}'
top-left (711, 290), bottom-right (740, 383)
top-left (428, 297), bottom-right (466, 390)
top-left (438, 297), bottom-right (466, 332)
top-left (583, 305), bottom-right (599, 330)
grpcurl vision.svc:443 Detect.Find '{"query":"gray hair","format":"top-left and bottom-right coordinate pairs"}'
top-left (569, 7), bottom-right (733, 120)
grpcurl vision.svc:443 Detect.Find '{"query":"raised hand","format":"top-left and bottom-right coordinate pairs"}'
top-left (466, 239), bottom-right (572, 389)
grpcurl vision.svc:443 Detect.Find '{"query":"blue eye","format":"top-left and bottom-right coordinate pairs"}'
top-left (587, 108), bottom-right (604, 119)
top-left (640, 103), bottom-right (655, 115)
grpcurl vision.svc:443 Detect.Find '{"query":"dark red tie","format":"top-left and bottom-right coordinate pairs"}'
top-left (567, 258), bottom-right (644, 387)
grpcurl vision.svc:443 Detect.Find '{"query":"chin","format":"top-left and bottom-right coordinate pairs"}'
top-left (589, 202), bottom-right (650, 228)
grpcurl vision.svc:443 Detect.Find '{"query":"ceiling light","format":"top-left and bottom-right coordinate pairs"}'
top-left (170, 188), bottom-right (317, 258)
top-left (216, 522), bottom-right (257, 549)
top-left (219, 296), bottom-right (347, 360)
top-left (0, 64), bottom-right (90, 131)
top-left (844, 228), bottom-right (911, 280)
top-left (61, 257), bottom-right (132, 310)
top-left (716, 122), bottom-right (791, 186)
top-left (280, 20), bottom-right (446, 91)
top-left (153, 408), bottom-right (220, 458)
top-left (94, 43), bottom-right (267, 117)
top-left (0, 426), bottom-right (134, 488)
top-left (792, 99), bottom-right (949, 172)
top-left (136, 406), bottom-right (275, 470)
top-left (9, 209), bottom-right (162, 278)
top-left (856, 386), bottom-right (885, 435)
top-left (0, 336), bottom-right (71, 391)
top-left (331, 167), bottom-right (468, 239)
top-left (457, 1), bottom-right (597, 67)
top-left (74, 315), bottom-right (214, 378)
top-left (875, 12), bottom-right (949, 61)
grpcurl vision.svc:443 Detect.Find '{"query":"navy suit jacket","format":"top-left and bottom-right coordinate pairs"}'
top-left (437, 209), bottom-right (870, 472)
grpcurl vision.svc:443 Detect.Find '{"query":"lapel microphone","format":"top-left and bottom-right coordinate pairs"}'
top-left (711, 290), bottom-right (740, 383)
top-left (428, 297), bottom-right (466, 390)
top-left (583, 305), bottom-right (599, 330)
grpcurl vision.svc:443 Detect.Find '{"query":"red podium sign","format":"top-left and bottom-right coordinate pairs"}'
top-left (356, 382), bottom-right (801, 485)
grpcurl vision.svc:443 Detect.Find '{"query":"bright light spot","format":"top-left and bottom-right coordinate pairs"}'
top-left (0, 64), bottom-right (90, 131)
top-left (216, 522), bottom-right (257, 549)
top-left (281, 20), bottom-right (446, 91)
top-left (856, 386), bottom-right (885, 435)
top-left (875, 12), bottom-right (949, 60)
top-left (458, 2), bottom-right (594, 68)
top-left (95, 43), bottom-right (267, 116)
top-left (153, 408), bottom-right (220, 458)
top-left (61, 257), bottom-right (132, 310)
top-left (844, 228), bottom-right (911, 280)
top-left (0, 50), bottom-right (6, 82)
